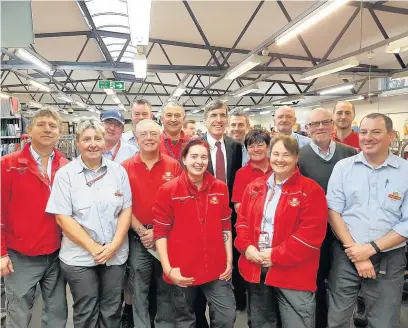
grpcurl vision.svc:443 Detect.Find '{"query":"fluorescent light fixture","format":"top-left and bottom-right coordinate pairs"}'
top-left (118, 104), bottom-right (127, 111)
top-left (301, 57), bottom-right (359, 80)
top-left (126, 0), bottom-right (152, 46)
top-left (338, 72), bottom-right (389, 79)
top-left (225, 54), bottom-right (268, 80)
top-left (385, 36), bottom-right (408, 54)
top-left (191, 109), bottom-right (201, 114)
top-left (276, 0), bottom-right (350, 45)
top-left (233, 84), bottom-right (260, 97)
top-left (15, 48), bottom-right (53, 74)
top-left (243, 107), bottom-right (251, 112)
top-left (29, 80), bottom-right (51, 92)
top-left (58, 95), bottom-right (74, 103)
top-left (260, 110), bottom-right (271, 115)
top-left (275, 95), bottom-right (305, 104)
top-left (347, 95), bottom-right (364, 102)
top-left (391, 70), bottom-right (408, 80)
top-left (104, 89), bottom-right (115, 95)
top-left (61, 110), bottom-right (69, 115)
top-left (173, 84), bottom-right (187, 97)
top-left (29, 101), bottom-right (43, 108)
top-left (319, 84), bottom-right (354, 95)
top-left (112, 96), bottom-right (122, 104)
top-left (249, 113), bottom-right (255, 117)
top-left (133, 51), bottom-right (147, 79)
top-left (0, 92), bottom-right (10, 99)
top-left (75, 101), bottom-right (87, 108)
top-left (381, 88), bottom-right (408, 97)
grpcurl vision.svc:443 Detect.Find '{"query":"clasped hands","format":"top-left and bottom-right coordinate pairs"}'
top-left (90, 241), bottom-right (120, 265)
top-left (245, 245), bottom-right (273, 267)
top-left (344, 243), bottom-right (378, 279)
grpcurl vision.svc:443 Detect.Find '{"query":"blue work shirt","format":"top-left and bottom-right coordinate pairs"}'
top-left (291, 132), bottom-right (311, 148)
top-left (309, 140), bottom-right (336, 160)
top-left (326, 152), bottom-right (408, 250)
top-left (103, 141), bottom-right (138, 164)
top-left (242, 145), bottom-right (249, 166)
top-left (46, 156), bottom-right (132, 266)
top-left (122, 130), bottom-right (140, 153)
top-left (259, 173), bottom-right (284, 249)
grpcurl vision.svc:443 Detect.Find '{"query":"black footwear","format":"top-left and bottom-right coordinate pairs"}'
top-left (353, 297), bottom-right (368, 327)
top-left (121, 312), bottom-right (134, 328)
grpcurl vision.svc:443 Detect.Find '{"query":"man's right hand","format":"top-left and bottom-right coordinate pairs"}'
top-left (1, 256), bottom-right (14, 277)
top-left (244, 245), bottom-right (263, 264)
top-left (355, 259), bottom-right (376, 279)
top-left (140, 229), bottom-right (154, 249)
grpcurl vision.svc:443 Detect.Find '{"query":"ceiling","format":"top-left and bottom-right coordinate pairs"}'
top-left (1, 0), bottom-right (408, 117)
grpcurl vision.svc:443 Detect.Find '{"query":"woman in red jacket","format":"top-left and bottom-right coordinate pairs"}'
top-left (153, 138), bottom-right (236, 328)
top-left (235, 135), bottom-right (327, 328)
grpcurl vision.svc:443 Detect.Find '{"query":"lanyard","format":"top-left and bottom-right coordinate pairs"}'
top-left (164, 138), bottom-right (177, 159)
top-left (110, 140), bottom-right (121, 162)
top-left (262, 181), bottom-right (276, 232)
top-left (84, 170), bottom-right (107, 187)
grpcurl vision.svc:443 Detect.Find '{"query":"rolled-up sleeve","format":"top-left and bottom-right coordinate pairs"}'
top-left (326, 162), bottom-right (346, 214)
top-left (392, 192), bottom-right (408, 238)
top-left (153, 186), bottom-right (174, 240)
top-left (221, 184), bottom-right (232, 231)
top-left (120, 166), bottom-right (132, 209)
top-left (46, 169), bottom-right (73, 216)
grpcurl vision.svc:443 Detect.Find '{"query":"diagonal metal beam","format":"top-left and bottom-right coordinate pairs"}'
top-left (278, 58), bottom-right (302, 93)
top-left (116, 39), bottom-right (131, 63)
top-left (182, 0), bottom-right (222, 68)
top-left (356, 80), bottom-right (367, 93)
top-left (348, 2), bottom-right (408, 15)
top-left (367, 5), bottom-right (406, 68)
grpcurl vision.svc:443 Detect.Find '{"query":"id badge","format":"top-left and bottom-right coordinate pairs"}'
top-left (258, 231), bottom-right (270, 250)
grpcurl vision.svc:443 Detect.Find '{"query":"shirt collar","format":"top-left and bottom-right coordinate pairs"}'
top-left (74, 155), bottom-right (109, 173)
top-left (122, 130), bottom-right (136, 142)
top-left (266, 173), bottom-right (287, 189)
top-left (161, 130), bottom-right (187, 143)
top-left (355, 152), bottom-right (399, 169)
top-left (104, 142), bottom-right (119, 156)
top-left (207, 133), bottom-right (224, 149)
top-left (29, 145), bottom-right (55, 164)
top-left (248, 161), bottom-right (272, 172)
top-left (310, 140), bottom-right (336, 156)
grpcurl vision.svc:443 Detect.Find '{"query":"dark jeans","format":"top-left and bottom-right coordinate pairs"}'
top-left (327, 241), bottom-right (406, 328)
top-left (5, 249), bottom-right (67, 328)
top-left (169, 279), bottom-right (236, 328)
top-left (248, 271), bottom-right (315, 328)
top-left (61, 261), bottom-right (125, 328)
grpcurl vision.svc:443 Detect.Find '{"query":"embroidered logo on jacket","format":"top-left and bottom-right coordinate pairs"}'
top-left (288, 198), bottom-right (300, 207)
top-left (209, 196), bottom-right (219, 204)
top-left (162, 172), bottom-right (174, 181)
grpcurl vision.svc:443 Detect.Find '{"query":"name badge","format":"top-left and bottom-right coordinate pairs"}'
top-left (258, 231), bottom-right (270, 250)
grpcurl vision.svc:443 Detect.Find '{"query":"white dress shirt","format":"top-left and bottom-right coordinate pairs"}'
top-left (207, 133), bottom-right (227, 180)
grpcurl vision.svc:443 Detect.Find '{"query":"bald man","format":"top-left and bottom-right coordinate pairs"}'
top-left (274, 106), bottom-right (311, 148)
top-left (298, 108), bottom-right (357, 328)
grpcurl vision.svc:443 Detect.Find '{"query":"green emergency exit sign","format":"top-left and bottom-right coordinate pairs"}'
top-left (98, 80), bottom-right (125, 91)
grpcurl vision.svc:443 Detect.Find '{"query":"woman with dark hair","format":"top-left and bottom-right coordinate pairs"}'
top-left (235, 135), bottom-right (328, 328)
top-left (232, 128), bottom-right (272, 210)
top-left (153, 139), bottom-right (236, 328)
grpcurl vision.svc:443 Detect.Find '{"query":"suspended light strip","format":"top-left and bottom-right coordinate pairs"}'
top-left (347, 95), bottom-right (364, 102)
top-left (29, 101), bottom-right (43, 108)
top-left (225, 54), bottom-right (268, 80)
top-left (385, 36), bottom-right (408, 54)
top-left (104, 89), bottom-right (115, 95)
top-left (112, 95), bottom-right (122, 104)
top-left (173, 83), bottom-right (187, 97)
top-left (276, 0), bottom-right (350, 45)
top-left (274, 95), bottom-right (305, 104)
top-left (75, 101), bottom-right (87, 108)
top-left (319, 84), bottom-right (354, 95)
top-left (243, 107), bottom-right (251, 112)
top-left (15, 48), bottom-right (53, 74)
top-left (391, 70), bottom-right (408, 80)
top-left (233, 84), bottom-right (260, 97)
top-left (133, 51), bottom-right (147, 79)
top-left (29, 80), bottom-right (51, 92)
top-left (126, 0), bottom-right (152, 46)
top-left (260, 110), bottom-right (271, 115)
top-left (301, 57), bottom-right (359, 81)
top-left (0, 92), bottom-right (10, 99)
top-left (58, 95), bottom-right (74, 103)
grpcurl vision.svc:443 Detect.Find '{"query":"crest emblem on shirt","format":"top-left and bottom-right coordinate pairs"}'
top-left (288, 198), bottom-right (300, 207)
top-left (162, 172), bottom-right (174, 181)
top-left (210, 196), bottom-right (219, 204)
top-left (388, 192), bottom-right (401, 201)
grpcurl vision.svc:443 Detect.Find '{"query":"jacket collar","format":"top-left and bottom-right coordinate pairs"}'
top-left (180, 170), bottom-right (216, 195)
top-left (17, 143), bottom-right (63, 166)
top-left (251, 168), bottom-right (301, 192)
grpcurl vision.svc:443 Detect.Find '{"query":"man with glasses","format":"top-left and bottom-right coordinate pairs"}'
top-left (101, 110), bottom-right (138, 164)
top-left (332, 101), bottom-right (360, 150)
top-left (274, 106), bottom-right (310, 148)
top-left (123, 99), bottom-right (153, 151)
top-left (159, 101), bottom-right (189, 161)
top-left (298, 108), bottom-right (357, 328)
top-left (122, 120), bottom-right (182, 328)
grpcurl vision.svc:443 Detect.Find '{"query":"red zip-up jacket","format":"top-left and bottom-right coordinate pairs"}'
top-left (153, 170), bottom-right (232, 285)
top-left (235, 168), bottom-right (327, 291)
top-left (1, 143), bottom-right (68, 257)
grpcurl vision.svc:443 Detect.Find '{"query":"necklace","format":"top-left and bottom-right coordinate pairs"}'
top-left (192, 177), bottom-right (204, 184)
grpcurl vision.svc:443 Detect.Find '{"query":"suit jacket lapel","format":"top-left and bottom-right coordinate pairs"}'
top-left (203, 134), bottom-right (214, 175)
top-left (224, 136), bottom-right (233, 182)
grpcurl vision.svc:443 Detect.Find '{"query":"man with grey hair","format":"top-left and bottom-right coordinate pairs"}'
top-left (122, 119), bottom-right (182, 328)
top-left (274, 106), bottom-right (310, 148)
top-left (1, 107), bottom-right (68, 327)
top-left (159, 101), bottom-right (189, 160)
top-left (229, 109), bottom-right (250, 166)
top-left (298, 108), bottom-right (357, 328)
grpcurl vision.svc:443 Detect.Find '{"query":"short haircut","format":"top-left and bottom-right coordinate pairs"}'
top-left (132, 98), bottom-right (152, 110)
top-left (306, 107), bottom-right (332, 124)
top-left (28, 107), bottom-right (63, 132)
top-left (162, 100), bottom-right (185, 115)
top-left (270, 134), bottom-right (300, 157)
top-left (203, 100), bottom-right (229, 119)
top-left (135, 119), bottom-right (161, 134)
top-left (183, 119), bottom-right (196, 129)
top-left (230, 109), bottom-right (250, 127)
top-left (76, 117), bottom-right (105, 140)
top-left (360, 113), bottom-right (393, 133)
top-left (333, 101), bottom-right (355, 114)
top-left (180, 138), bottom-right (210, 161)
top-left (245, 128), bottom-right (271, 148)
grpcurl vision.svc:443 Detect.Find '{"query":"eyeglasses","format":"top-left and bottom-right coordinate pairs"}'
top-left (307, 119), bottom-right (333, 128)
top-left (138, 131), bottom-right (159, 138)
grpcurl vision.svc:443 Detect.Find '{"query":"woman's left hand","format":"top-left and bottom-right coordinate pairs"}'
top-left (93, 242), bottom-right (119, 264)
top-left (259, 249), bottom-right (273, 267)
top-left (219, 261), bottom-right (233, 280)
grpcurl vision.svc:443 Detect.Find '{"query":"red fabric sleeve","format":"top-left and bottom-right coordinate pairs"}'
top-left (174, 162), bottom-right (183, 177)
top-left (153, 185), bottom-right (174, 240)
top-left (232, 168), bottom-right (245, 203)
top-left (271, 183), bottom-right (328, 267)
top-left (1, 158), bottom-right (12, 256)
top-left (234, 185), bottom-right (253, 253)
top-left (221, 183), bottom-right (232, 231)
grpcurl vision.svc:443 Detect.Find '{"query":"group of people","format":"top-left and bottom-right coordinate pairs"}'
top-left (1, 98), bottom-right (407, 328)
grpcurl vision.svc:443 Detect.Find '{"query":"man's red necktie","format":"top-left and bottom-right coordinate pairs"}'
top-left (215, 141), bottom-right (226, 182)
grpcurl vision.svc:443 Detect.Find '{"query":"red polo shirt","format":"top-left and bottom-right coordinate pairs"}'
top-left (159, 131), bottom-right (190, 160)
top-left (332, 130), bottom-right (360, 150)
top-left (232, 161), bottom-right (272, 204)
top-left (122, 153), bottom-right (182, 225)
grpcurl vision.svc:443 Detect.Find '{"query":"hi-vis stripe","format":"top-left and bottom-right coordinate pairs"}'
top-left (292, 235), bottom-right (319, 250)
top-left (171, 196), bottom-right (194, 201)
top-left (208, 193), bottom-right (225, 196)
top-left (153, 219), bottom-right (171, 226)
top-left (221, 217), bottom-right (231, 221)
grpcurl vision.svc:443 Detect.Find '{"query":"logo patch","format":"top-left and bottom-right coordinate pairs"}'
top-left (288, 198), bottom-right (300, 207)
top-left (209, 196), bottom-right (219, 204)
top-left (162, 172), bottom-right (174, 181)
top-left (388, 192), bottom-right (401, 201)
